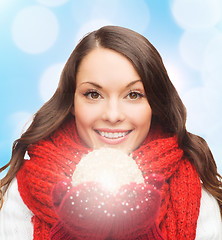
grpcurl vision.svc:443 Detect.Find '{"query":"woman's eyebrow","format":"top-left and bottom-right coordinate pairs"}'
top-left (126, 79), bottom-right (142, 88)
top-left (79, 79), bottom-right (142, 89)
top-left (79, 82), bottom-right (102, 89)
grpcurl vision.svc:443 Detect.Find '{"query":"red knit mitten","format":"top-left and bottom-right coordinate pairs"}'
top-left (51, 180), bottom-right (115, 240)
top-left (109, 174), bottom-right (165, 240)
top-left (50, 174), bottom-right (164, 240)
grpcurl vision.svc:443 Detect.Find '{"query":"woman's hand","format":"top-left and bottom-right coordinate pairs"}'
top-left (50, 174), bottom-right (164, 240)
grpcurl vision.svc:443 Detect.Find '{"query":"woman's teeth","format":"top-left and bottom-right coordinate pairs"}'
top-left (98, 131), bottom-right (129, 139)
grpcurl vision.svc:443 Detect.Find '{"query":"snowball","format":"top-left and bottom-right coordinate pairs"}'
top-left (72, 148), bottom-right (144, 194)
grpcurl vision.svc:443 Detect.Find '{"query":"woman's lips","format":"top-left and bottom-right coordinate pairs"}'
top-left (95, 129), bottom-right (132, 145)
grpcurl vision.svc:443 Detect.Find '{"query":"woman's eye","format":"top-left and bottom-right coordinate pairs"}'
top-left (127, 91), bottom-right (144, 99)
top-left (84, 91), bottom-right (101, 99)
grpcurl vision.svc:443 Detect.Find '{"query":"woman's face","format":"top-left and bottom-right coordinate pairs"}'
top-left (73, 47), bottom-right (152, 153)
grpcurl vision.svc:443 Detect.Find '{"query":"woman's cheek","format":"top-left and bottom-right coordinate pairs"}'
top-left (75, 101), bottom-right (102, 125)
top-left (125, 102), bottom-right (152, 124)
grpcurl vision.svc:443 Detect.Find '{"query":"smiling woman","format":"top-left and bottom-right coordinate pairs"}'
top-left (0, 26), bottom-right (221, 240)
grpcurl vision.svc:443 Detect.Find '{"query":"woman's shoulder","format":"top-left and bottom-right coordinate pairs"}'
top-left (0, 177), bottom-right (33, 239)
top-left (196, 186), bottom-right (222, 240)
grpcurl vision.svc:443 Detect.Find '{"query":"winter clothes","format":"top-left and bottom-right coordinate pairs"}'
top-left (14, 115), bottom-right (203, 239)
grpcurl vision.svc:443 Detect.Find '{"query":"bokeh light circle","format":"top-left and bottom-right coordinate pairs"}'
top-left (12, 6), bottom-right (59, 54)
top-left (171, 0), bottom-right (222, 30)
top-left (179, 28), bottom-right (220, 70)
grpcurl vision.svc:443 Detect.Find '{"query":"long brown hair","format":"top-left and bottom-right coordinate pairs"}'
top-left (1, 26), bottom-right (222, 213)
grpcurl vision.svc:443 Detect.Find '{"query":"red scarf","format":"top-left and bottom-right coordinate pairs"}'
top-left (17, 115), bottom-right (201, 240)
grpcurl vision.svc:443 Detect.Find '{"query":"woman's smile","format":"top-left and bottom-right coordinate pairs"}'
top-left (94, 128), bottom-right (132, 144)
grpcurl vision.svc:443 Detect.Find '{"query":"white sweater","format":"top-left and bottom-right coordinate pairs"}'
top-left (0, 178), bottom-right (222, 239)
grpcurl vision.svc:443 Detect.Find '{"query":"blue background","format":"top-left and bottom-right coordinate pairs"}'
top-left (1, 0), bottom-right (222, 176)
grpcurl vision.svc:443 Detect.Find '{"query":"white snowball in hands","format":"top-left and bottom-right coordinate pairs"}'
top-left (72, 148), bottom-right (144, 194)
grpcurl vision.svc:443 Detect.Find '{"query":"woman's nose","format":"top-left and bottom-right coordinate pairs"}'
top-left (102, 98), bottom-right (125, 124)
